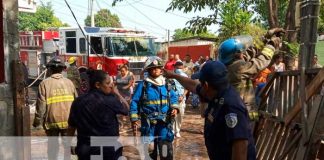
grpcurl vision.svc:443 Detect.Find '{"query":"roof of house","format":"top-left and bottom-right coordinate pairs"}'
top-left (161, 36), bottom-right (218, 44)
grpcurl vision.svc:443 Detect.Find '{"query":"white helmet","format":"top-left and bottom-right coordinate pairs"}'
top-left (144, 56), bottom-right (163, 71)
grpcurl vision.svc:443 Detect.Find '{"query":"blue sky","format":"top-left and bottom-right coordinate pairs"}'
top-left (36, 0), bottom-right (217, 41)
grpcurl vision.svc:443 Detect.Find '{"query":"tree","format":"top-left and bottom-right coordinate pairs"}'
top-left (172, 28), bottom-right (216, 40)
top-left (84, 9), bottom-right (122, 27)
top-left (18, 2), bottom-right (69, 31)
top-left (217, 0), bottom-right (253, 42)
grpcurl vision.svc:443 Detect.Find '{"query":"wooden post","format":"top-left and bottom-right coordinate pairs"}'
top-left (295, 0), bottom-right (320, 159)
top-left (12, 60), bottom-right (31, 160)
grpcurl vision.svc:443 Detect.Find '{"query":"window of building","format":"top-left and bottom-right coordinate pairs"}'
top-left (79, 38), bottom-right (86, 54)
top-left (90, 36), bottom-right (102, 54)
top-left (65, 31), bottom-right (76, 53)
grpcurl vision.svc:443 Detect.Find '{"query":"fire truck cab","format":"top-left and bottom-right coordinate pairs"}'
top-left (58, 27), bottom-right (156, 80)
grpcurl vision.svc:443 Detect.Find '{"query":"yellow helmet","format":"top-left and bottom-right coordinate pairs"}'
top-left (68, 57), bottom-right (77, 65)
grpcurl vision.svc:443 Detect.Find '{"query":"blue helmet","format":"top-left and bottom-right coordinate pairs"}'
top-left (218, 35), bottom-right (254, 65)
top-left (218, 38), bottom-right (244, 65)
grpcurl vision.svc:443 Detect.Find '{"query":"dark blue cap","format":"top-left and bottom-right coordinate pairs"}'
top-left (198, 61), bottom-right (228, 84)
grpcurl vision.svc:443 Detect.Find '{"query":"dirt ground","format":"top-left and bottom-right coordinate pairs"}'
top-left (29, 86), bottom-right (208, 159)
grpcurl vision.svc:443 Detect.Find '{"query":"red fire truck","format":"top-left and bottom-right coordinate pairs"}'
top-left (19, 31), bottom-right (59, 79)
top-left (58, 27), bottom-right (156, 80)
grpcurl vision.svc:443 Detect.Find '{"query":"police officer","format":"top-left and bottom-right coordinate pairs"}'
top-left (218, 28), bottom-right (285, 121)
top-left (130, 56), bottom-right (179, 160)
top-left (66, 57), bottom-right (81, 93)
top-left (33, 57), bottom-right (78, 160)
top-left (164, 61), bottom-right (256, 160)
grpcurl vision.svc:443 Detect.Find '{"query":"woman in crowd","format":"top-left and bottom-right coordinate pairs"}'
top-left (271, 54), bottom-right (285, 72)
top-left (115, 64), bottom-right (135, 103)
top-left (68, 69), bottom-right (129, 160)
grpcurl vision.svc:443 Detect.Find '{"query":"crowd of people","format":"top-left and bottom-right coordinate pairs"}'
top-left (32, 27), bottom-right (324, 160)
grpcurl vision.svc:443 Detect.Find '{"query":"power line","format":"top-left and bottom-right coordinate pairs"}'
top-left (124, 0), bottom-right (166, 30)
top-left (97, 0), bottom-right (166, 30)
top-left (95, 0), bottom-right (165, 37)
top-left (137, 1), bottom-right (191, 20)
top-left (112, 0), bottom-right (143, 7)
top-left (53, 0), bottom-right (167, 36)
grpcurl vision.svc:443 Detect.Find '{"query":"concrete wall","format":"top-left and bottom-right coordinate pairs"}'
top-left (0, 0), bottom-right (19, 136)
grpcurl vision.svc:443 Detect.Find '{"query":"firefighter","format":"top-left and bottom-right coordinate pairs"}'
top-left (33, 57), bottom-right (78, 160)
top-left (66, 57), bottom-right (81, 93)
top-left (130, 56), bottom-right (179, 160)
top-left (164, 61), bottom-right (256, 160)
top-left (218, 28), bottom-right (285, 122)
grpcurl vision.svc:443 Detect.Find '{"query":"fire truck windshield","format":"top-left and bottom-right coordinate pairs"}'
top-left (108, 37), bottom-right (155, 56)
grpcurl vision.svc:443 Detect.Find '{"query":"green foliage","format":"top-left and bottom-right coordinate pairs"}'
top-left (166, 0), bottom-right (220, 34)
top-left (172, 28), bottom-right (216, 40)
top-left (217, 0), bottom-right (253, 42)
top-left (244, 24), bottom-right (267, 39)
top-left (283, 41), bottom-right (300, 55)
top-left (84, 9), bottom-right (122, 27)
top-left (253, 0), bottom-right (289, 28)
top-left (318, 0), bottom-right (324, 34)
top-left (18, 1), bottom-right (69, 31)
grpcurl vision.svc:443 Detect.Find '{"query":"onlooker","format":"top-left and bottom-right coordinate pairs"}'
top-left (312, 54), bottom-right (323, 68)
top-left (183, 54), bottom-right (194, 77)
top-left (164, 61), bottom-right (256, 160)
top-left (271, 54), bottom-right (285, 72)
top-left (164, 54), bottom-right (176, 71)
top-left (68, 70), bottom-right (129, 160)
top-left (175, 54), bottom-right (181, 62)
top-left (173, 61), bottom-right (188, 138)
top-left (33, 57), bottom-right (78, 160)
top-left (66, 57), bottom-right (81, 93)
top-left (115, 64), bottom-right (135, 103)
top-left (191, 65), bottom-right (200, 109)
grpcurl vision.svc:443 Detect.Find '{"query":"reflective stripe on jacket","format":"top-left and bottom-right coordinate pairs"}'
top-left (227, 46), bottom-right (274, 112)
top-left (130, 80), bottom-right (178, 121)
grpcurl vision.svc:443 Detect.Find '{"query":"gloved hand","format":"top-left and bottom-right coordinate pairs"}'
top-left (269, 37), bottom-right (282, 49)
top-left (265, 28), bottom-right (285, 39)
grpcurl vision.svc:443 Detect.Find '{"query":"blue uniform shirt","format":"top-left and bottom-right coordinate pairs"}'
top-left (197, 85), bottom-right (256, 160)
top-left (130, 80), bottom-right (178, 121)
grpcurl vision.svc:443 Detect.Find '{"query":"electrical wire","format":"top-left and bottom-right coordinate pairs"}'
top-left (63, 0), bottom-right (107, 66)
top-left (97, 0), bottom-right (164, 30)
top-left (137, 1), bottom-right (190, 20)
top-left (112, 0), bottom-right (143, 7)
top-left (124, 0), bottom-right (166, 30)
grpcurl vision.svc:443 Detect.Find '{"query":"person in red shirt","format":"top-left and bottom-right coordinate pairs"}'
top-left (164, 54), bottom-right (176, 71)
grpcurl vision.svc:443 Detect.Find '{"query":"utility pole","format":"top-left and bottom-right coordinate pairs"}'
top-left (90, 0), bottom-right (95, 27)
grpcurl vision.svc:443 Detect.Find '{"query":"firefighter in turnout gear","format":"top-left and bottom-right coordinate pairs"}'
top-left (33, 57), bottom-right (78, 160)
top-left (130, 56), bottom-right (179, 160)
top-left (66, 57), bottom-right (81, 93)
top-left (218, 28), bottom-right (285, 122)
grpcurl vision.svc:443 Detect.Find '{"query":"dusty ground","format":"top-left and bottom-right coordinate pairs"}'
top-left (29, 87), bottom-right (208, 159)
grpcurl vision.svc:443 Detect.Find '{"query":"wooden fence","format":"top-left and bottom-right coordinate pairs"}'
top-left (255, 68), bottom-right (324, 160)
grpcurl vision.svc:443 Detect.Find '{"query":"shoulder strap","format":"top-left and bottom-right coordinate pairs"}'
top-left (139, 81), bottom-right (147, 105)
